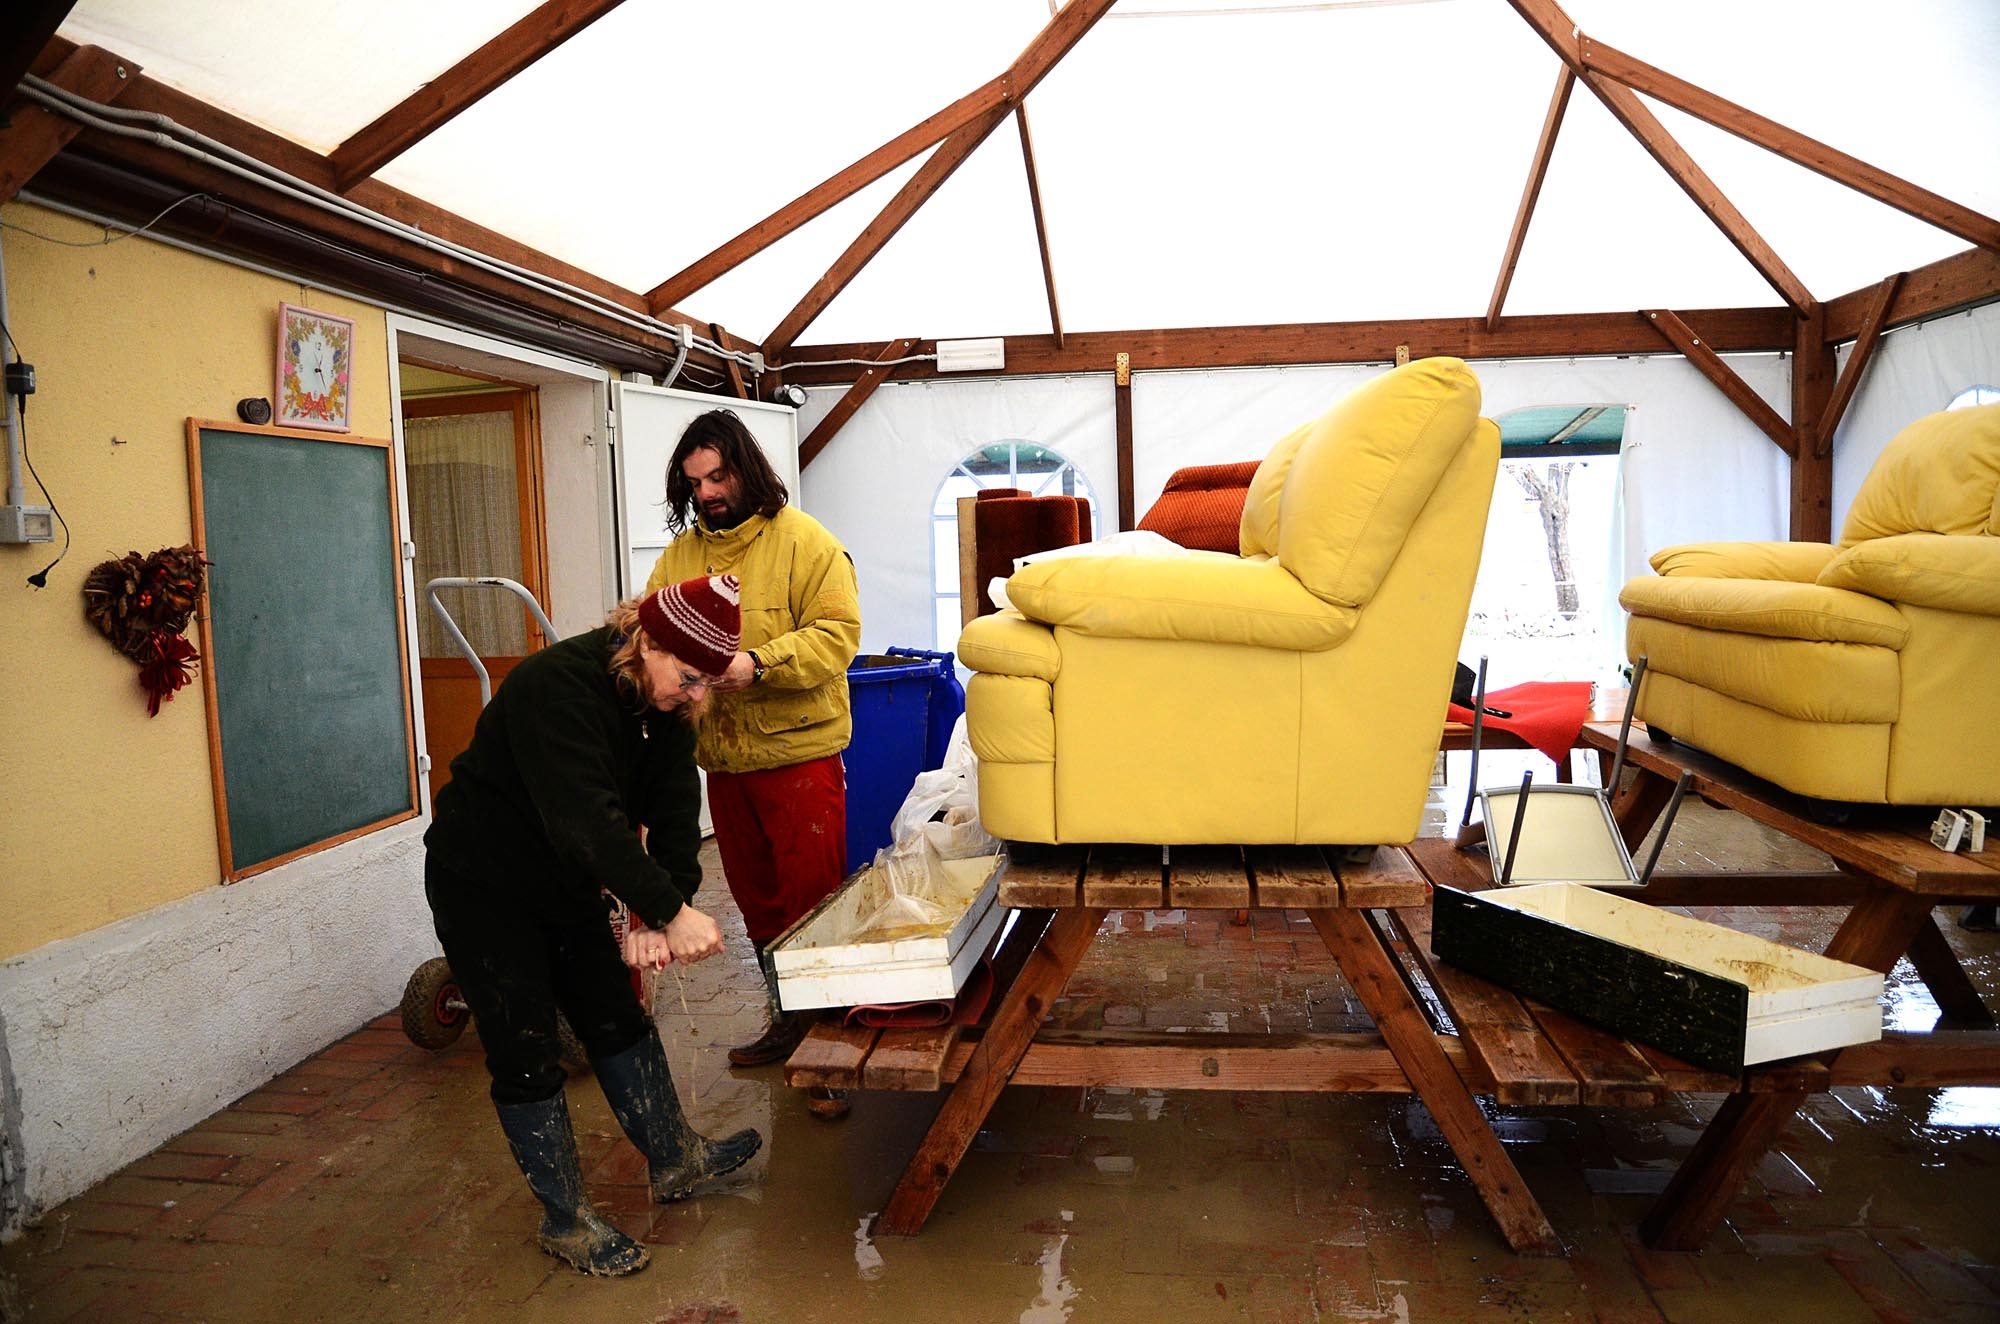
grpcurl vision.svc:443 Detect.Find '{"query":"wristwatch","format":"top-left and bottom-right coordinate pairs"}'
top-left (747, 650), bottom-right (766, 684)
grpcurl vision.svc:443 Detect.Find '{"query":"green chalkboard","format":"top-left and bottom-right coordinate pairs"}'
top-left (191, 422), bottom-right (417, 878)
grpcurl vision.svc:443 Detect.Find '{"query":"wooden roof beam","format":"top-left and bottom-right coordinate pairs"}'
top-left (798, 337), bottom-right (918, 470)
top-left (1486, 65), bottom-right (1573, 331)
top-left (779, 306), bottom-right (1800, 384)
top-left (765, 0), bottom-right (1121, 355)
top-left (1643, 308), bottom-right (1796, 457)
top-left (329, 0), bottom-right (628, 192)
top-left (1505, 0), bottom-right (1816, 316)
top-left (1824, 246), bottom-right (2000, 341)
top-left (1816, 272), bottom-right (1902, 457)
top-left (1, 43), bottom-right (135, 207)
top-left (1016, 104), bottom-right (1064, 349)
top-left (644, 75), bottom-right (1012, 315)
top-left (1579, 38), bottom-right (2000, 255)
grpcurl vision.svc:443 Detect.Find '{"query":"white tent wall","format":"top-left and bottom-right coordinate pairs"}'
top-left (1832, 300), bottom-right (2000, 522)
top-left (798, 352), bottom-right (1794, 658)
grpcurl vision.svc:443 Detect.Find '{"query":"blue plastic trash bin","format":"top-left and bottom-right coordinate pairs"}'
top-left (842, 649), bottom-right (967, 874)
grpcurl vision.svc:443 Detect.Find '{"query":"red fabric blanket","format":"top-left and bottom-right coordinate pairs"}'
top-left (842, 957), bottom-right (996, 1030)
top-left (1446, 680), bottom-right (1595, 765)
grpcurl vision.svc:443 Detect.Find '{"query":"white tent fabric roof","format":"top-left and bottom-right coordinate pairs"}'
top-left (57, 0), bottom-right (2000, 346)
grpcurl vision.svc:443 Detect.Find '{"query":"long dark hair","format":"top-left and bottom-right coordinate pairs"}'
top-left (664, 409), bottom-right (789, 534)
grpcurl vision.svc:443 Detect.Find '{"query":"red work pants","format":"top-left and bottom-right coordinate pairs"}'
top-left (706, 753), bottom-right (847, 948)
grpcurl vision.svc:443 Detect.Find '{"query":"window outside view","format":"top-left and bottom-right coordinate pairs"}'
top-left (931, 441), bottom-right (1097, 655)
top-left (1461, 406), bottom-right (1628, 692)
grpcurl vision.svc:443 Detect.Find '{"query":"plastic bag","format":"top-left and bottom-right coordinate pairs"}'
top-left (888, 715), bottom-right (998, 860)
top-left (843, 837), bottom-right (960, 940)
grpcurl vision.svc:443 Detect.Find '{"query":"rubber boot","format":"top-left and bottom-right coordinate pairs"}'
top-left (726, 949), bottom-right (806, 1067)
top-left (596, 1029), bottom-right (764, 1203)
top-left (493, 1093), bottom-right (650, 1277)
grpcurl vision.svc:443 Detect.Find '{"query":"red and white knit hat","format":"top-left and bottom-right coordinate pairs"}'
top-left (637, 574), bottom-right (741, 676)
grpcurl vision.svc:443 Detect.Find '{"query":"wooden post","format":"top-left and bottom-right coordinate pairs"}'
top-left (1114, 352), bottom-right (1134, 530)
top-left (1790, 304), bottom-right (1834, 542)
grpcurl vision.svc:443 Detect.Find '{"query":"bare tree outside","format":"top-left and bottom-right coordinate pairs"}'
top-left (1512, 461), bottom-right (1580, 617)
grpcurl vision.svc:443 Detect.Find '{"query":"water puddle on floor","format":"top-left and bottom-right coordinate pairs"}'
top-left (853, 1213), bottom-right (885, 1282)
top-left (1081, 1086), bottom-right (1168, 1123)
top-left (1924, 1087), bottom-right (2000, 1129)
top-left (1020, 1212), bottom-right (1078, 1324)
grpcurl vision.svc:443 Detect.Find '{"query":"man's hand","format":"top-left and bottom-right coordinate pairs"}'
top-left (663, 905), bottom-right (725, 963)
top-left (706, 650), bottom-right (758, 694)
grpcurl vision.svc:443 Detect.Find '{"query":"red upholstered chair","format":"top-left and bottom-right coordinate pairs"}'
top-left (1136, 460), bottom-right (1260, 553)
top-left (957, 489), bottom-right (1094, 623)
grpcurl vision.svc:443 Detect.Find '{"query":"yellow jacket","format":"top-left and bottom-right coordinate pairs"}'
top-left (646, 506), bottom-right (862, 773)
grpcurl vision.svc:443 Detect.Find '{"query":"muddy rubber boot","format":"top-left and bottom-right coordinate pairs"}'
top-left (493, 1093), bottom-right (650, 1277)
top-left (727, 949), bottom-right (806, 1067)
top-left (596, 1029), bottom-right (764, 1204)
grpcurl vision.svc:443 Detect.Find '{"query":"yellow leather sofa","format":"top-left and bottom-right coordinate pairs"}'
top-left (955, 357), bottom-right (1501, 846)
top-left (1621, 402), bottom-right (2000, 807)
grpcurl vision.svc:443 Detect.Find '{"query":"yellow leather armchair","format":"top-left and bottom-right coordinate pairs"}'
top-left (955, 357), bottom-right (1501, 846)
top-left (1621, 402), bottom-right (2000, 806)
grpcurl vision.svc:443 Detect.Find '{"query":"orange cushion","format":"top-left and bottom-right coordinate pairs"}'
top-left (1137, 460), bottom-right (1259, 553)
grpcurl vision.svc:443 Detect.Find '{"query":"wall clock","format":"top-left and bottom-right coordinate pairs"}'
top-left (276, 303), bottom-right (355, 432)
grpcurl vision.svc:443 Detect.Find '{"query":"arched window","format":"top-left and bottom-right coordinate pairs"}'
top-left (1948, 385), bottom-right (2000, 410)
top-left (931, 441), bottom-right (1098, 653)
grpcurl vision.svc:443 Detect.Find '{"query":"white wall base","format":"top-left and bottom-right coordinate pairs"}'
top-left (0, 821), bottom-right (436, 1238)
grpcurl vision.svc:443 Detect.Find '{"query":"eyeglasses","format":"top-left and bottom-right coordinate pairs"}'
top-left (678, 671), bottom-right (711, 692)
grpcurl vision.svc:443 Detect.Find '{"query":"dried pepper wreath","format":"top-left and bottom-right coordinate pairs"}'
top-left (81, 545), bottom-right (210, 716)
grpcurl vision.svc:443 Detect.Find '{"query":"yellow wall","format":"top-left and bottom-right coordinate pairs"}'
top-left (0, 202), bottom-right (393, 958)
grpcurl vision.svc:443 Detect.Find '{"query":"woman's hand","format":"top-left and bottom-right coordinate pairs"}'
top-left (663, 905), bottom-right (725, 964)
top-left (622, 926), bottom-right (672, 970)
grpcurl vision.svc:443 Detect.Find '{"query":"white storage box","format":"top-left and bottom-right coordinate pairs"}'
top-left (1432, 882), bottom-right (1885, 1073)
top-left (770, 853), bottom-right (1006, 1011)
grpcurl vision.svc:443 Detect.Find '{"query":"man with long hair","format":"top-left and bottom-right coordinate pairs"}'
top-left (647, 409), bottom-right (862, 1117)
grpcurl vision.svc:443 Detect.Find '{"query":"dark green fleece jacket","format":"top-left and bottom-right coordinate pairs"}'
top-left (424, 627), bottom-right (702, 929)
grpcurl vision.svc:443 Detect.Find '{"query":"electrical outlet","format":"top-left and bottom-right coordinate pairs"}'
top-left (0, 503), bottom-right (55, 543)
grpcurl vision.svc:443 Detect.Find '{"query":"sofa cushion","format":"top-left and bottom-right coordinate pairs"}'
top-left (1841, 402), bottom-right (2000, 545)
top-left (1620, 575), bottom-right (1910, 648)
top-left (1628, 617), bottom-right (1902, 725)
top-left (1818, 532), bottom-right (2000, 615)
top-left (1005, 552), bottom-right (1357, 650)
top-left (1650, 540), bottom-right (1838, 583)
top-left (1138, 460), bottom-right (1259, 553)
top-left (1273, 357), bottom-right (1484, 608)
top-left (1239, 421), bottom-right (1310, 558)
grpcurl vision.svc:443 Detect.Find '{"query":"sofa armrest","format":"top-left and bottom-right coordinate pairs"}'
top-left (1817, 533), bottom-right (2000, 615)
top-left (956, 610), bottom-right (1061, 682)
top-left (1005, 552), bottom-right (1358, 651)
top-left (1649, 540), bottom-right (1838, 582)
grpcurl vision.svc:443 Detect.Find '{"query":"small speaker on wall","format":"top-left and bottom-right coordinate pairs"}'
top-left (237, 397), bottom-right (273, 425)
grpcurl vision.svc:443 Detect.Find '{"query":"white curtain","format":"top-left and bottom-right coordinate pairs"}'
top-left (405, 409), bottom-right (528, 658)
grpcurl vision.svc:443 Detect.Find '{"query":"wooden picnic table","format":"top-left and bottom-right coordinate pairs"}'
top-left (784, 719), bottom-right (2000, 1255)
top-left (792, 841), bottom-right (1572, 1254)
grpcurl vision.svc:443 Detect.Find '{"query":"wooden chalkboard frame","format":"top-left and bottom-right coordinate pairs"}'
top-left (187, 418), bottom-right (419, 881)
